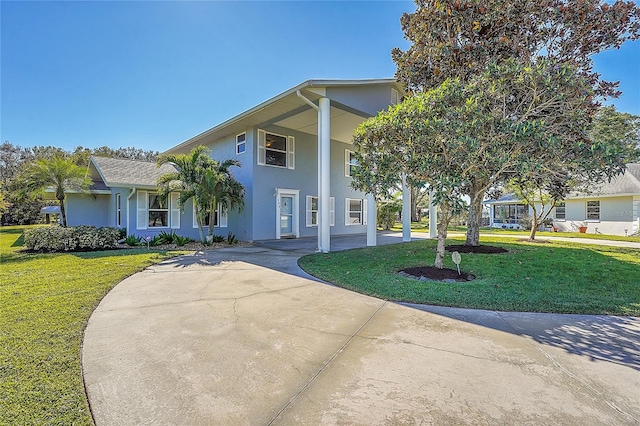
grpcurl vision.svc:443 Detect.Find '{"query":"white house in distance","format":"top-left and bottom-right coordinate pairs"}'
top-left (485, 163), bottom-right (640, 236)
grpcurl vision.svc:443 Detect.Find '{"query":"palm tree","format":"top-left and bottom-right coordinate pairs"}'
top-left (18, 156), bottom-right (91, 227)
top-left (197, 159), bottom-right (245, 239)
top-left (157, 146), bottom-right (245, 243)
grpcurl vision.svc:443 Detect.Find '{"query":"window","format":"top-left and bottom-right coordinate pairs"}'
top-left (345, 198), bottom-right (368, 226)
top-left (555, 202), bottom-right (566, 220)
top-left (257, 130), bottom-right (294, 169)
top-left (148, 193), bottom-right (168, 228)
top-left (345, 149), bottom-right (358, 177)
top-left (493, 204), bottom-right (528, 224)
top-left (391, 88), bottom-right (401, 105)
top-left (193, 200), bottom-right (227, 228)
top-left (586, 200), bottom-right (600, 220)
top-left (305, 196), bottom-right (335, 227)
top-left (136, 191), bottom-right (180, 230)
top-left (116, 193), bottom-right (122, 227)
top-left (236, 133), bottom-right (246, 155)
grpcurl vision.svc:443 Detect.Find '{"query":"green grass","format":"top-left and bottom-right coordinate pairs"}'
top-left (389, 222), bottom-right (640, 242)
top-left (298, 236), bottom-right (640, 315)
top-left (0, 225), bottom-right (187, 424)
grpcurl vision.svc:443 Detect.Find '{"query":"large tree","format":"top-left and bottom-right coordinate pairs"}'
top-left (391, 0), bottom-right (640, 246)
top-left (16, 157), bottom-right (91, 227)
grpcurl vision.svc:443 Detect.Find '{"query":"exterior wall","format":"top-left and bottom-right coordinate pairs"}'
top-left (553, 196), bottom-right (635, 236)
top-left (250, 125), bottom-right (369, 241)
top-left (65, 193), bottom-right (110, 227)
top-left (326, 85), bottom-right (398, 115)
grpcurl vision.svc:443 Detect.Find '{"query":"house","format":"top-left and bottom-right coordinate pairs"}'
top-left (485, 163), bottom-right (640, 236)
top-left (65, 79), bottom-right (417, 250)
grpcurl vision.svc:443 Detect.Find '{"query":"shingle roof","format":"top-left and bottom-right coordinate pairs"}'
top-left (575, 163), bottom-right (640, 197)
top-left (90, 156), bottom-right (177, 188)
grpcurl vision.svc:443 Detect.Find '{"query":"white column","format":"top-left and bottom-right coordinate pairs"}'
top-left (366, 193), bottom-right (377, 246)
top-left (319, 97), bottom-right (331, 252)
top-left (402, 173), bottom-right (411, 242)
top-left (429, 189), bottom-right (437, 239)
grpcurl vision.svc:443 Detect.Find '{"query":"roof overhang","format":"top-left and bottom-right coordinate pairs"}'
top-left (165, 79), bottom-right (401, 155)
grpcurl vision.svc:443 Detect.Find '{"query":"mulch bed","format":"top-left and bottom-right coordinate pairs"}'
top-left (399, 266), bottom-right (475, 282)
top-left (445, 244), bottom-right (508, 254)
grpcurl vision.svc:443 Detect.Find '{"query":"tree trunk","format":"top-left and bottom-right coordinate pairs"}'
top-left (58, 196), bottom-right (67, 227)
top-left (465, 189), bottom-right (483, 246)
top-left (435, 221), bottom-right (448, 269)
top-left (194, 204), bottom-right (206, 243)
top-left (529, 204), bottom-right (539, 241)
top-left (435, 203), bottom-right (451, 269)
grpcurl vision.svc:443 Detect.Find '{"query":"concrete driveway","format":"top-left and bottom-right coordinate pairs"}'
top-left (82, 236), bottom-right (640, 425)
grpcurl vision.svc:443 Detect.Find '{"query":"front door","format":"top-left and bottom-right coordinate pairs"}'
top-left (280, 195), bottom-right (294, 237)
top-left (275, 188), bottom-right (299, 239)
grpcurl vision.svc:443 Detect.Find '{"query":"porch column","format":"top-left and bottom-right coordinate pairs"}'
top-left (401, 173), bottom-right (411, 242)
top-left (429, 189), bottom-right (437, 239)
top-left (319, 97), bottom-right (331, 253)
top-left (366, 193), bottom-right (377, 246)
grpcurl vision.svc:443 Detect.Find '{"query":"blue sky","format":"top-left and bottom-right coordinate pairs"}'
top-left (2, 1), bottom-right (639, 153)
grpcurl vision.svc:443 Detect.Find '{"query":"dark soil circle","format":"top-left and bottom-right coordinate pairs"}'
top-left (445, 244), bottom-right (508, 254)
top-left (400, 266), bottom-right (475, 282)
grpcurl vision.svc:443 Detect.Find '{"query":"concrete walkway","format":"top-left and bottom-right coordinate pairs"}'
top-left (82, 234), bottom-right (640, 425)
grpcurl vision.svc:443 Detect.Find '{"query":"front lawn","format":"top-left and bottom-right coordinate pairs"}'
top-left (298, 236), bottom-right (640, 315)
top-left (0, 226), bottom-right (186, 424)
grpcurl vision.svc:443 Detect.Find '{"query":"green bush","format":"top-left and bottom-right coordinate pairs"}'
top-left (226, 232), bottom-right (237, 245)
top-left (124, 235), bottom-right (142, 246)
top-left (24, 226), bottom-right (120, 252)
top-left (173, 235), bottom-right (194, 246)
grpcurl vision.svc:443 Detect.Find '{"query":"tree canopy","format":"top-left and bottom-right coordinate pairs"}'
top-left (384, 0), bottom-right (640, 246)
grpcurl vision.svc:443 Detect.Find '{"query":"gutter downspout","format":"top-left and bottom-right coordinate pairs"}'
top-left (297, 90), bottom-right (330, 253)
top-left (127, 188), bottom-right (137, 237)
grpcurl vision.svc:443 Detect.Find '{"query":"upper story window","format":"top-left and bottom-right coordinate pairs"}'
top-left (345, 149), bottom-right (358, 177)
top-left (236, 133), bottom-right (246, 155)
top-left (257, 129), bottom-right (295, 169)
top-left (555, 202), bottom-right (566, 220)
top-left (586, 200), bottom-right (600, 220)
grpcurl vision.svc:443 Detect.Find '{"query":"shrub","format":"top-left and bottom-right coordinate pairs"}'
top-left (173, 235), bottom-right (194, 246)
top-left (153, 230), bottom-right (175, 245)
top-left (209, 234), bottom-right (224, 243)
top-left (226, 232), bottom-right (237, 245)
top-left (124, 235), bottom-right (142, 246)
top-left (24, 226), bottom-right (120, 252)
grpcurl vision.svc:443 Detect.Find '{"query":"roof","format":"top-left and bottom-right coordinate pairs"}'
top-left (484, 164), bottom-right (640, 204)
top-left (90, 156), bottom-right (178, 189)
top-left (165, 78), bottom-right (401, 154)
top-left (582, 163), bottom-right (640, 197)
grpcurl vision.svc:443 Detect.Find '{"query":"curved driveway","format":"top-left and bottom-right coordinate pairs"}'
top-left (83, 234), bottom-right (640, 425)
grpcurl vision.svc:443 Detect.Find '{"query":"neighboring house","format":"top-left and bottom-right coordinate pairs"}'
top-left (485, 164), bottom-right (640, 236)
top-left (65, 79), bottom-right (405, 248)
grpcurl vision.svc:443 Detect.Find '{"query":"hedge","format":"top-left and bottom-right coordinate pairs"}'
top-left (24, 226), bottom-right (121, 252)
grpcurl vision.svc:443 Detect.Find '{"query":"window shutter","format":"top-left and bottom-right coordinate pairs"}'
top-left (345, 198), bottom-right (350, 226)
top-left (192, 198), bottom-right (198, 228)
top-left (287, 136), bottom-right (295, 170)
top-left (363, 198), bottom-right (368, 226)
top-left (345, 149), bottom-right (350, 177)
top-left (257, 130), bottom-right (266, 165)
top-left (170, 192), bottom-right (180, 229)
top-left (330, 197), bottom-right (335, 227)
top-left (306, 196), bottom-right (313, 227)
top-left (137, 190), bottom-right (148, 230)
top-left (219, 203), bottom-right (228, 228)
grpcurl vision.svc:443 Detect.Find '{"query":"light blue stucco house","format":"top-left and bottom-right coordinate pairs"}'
top-left (65, 79), bottom-right (413, 250)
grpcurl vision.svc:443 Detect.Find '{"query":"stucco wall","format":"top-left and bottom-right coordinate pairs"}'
top-left (250, 125), bottom-right (368, 241)
top-left (553, 196), bottom-right (635, 235)
top-left (65, 193), bottom-right (110, 227)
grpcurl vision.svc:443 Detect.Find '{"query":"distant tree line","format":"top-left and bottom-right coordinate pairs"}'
top-left (0, 142), bottom-right (158, 225)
